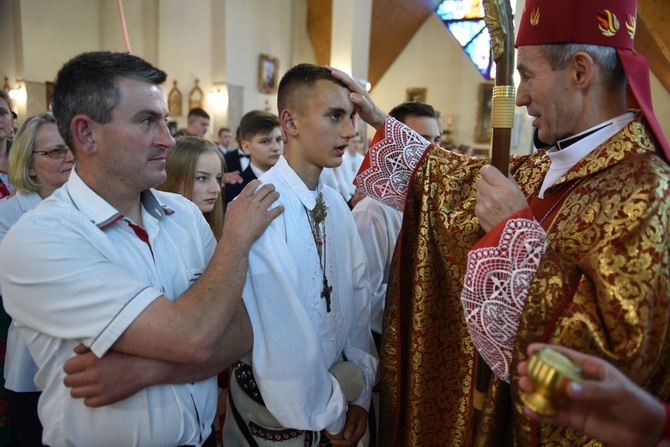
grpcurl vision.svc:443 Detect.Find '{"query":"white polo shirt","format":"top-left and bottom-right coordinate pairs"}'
top-left (0, 169), bottom-right (218, 447)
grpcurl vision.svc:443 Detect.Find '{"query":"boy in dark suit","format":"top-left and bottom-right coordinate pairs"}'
top-left (224, 110), bottom-right (283, 205)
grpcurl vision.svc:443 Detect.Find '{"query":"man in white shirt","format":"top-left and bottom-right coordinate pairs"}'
top-left (223, 110), bottom-right (283, 205)
top-left (320, 165), bottom-right (350, 202)
top-left (0, 51), bottom-right (282, 447)
top-left (223, 63), bottom-right (377, 447)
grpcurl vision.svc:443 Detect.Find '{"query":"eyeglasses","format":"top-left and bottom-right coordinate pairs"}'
top-left (33, 147), bottom-right (71, 159)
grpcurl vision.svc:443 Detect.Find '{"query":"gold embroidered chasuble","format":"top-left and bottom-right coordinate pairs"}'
top-left (373, 117), bottom-right (670, 446)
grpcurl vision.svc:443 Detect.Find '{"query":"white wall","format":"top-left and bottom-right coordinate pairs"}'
top-left (100, 0), bottom-right (159, 64)
top-left (290, 0), bottom-right (317, 68)
top-left (20, 0), bottom-right (100, 83)
top-left (225, 0), bottom-right (297, 115)
top-left (157, 0), bottom-right (214, 133)
top-left (0, 0), bottom-right (316, 138)
top-left (0, 0), bottom-right (20, 87)
top-left (1, 0), bottom-right (154, 118)
top-left (154, 0), bottom-right (314, 135)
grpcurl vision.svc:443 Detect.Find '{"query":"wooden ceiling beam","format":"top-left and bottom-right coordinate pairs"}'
top-left (368, 0), bottom-right (439, 88)
top-left (636, 0), bottom-right (670, 94)
top-left (306, 0), bottom-right (332, 67)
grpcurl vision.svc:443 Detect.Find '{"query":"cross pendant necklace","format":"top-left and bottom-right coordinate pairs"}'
top-left (307, 192), bottom-right (332, 312)
top-left (321, 276), bottom-right (332, 312)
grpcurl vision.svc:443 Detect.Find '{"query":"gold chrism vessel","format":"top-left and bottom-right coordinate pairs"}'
top-left (520, 347), bottom-right (583, 416)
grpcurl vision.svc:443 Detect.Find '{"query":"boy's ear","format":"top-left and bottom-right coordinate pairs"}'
top-left (240, 140), bottom-right (251, 155)
top-left (280, 109), bottom-right (298, 137)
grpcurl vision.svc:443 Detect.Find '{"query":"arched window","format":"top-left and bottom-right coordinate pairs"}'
top-left (436, 0), bottom-right (516, 79)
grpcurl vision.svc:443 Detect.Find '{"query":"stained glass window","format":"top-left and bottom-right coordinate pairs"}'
top-left (436, 0), bottom-right (516, 79)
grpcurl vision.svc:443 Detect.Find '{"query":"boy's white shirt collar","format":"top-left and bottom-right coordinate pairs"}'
top-left (270, 156), bottom-right (323, 211)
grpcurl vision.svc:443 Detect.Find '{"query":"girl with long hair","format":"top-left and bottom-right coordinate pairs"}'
top-left (157, 136), bottom-right (225, 240)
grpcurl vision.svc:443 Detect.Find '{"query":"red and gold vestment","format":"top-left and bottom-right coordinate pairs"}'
top-left (356, 115), bottom-right (670, 446)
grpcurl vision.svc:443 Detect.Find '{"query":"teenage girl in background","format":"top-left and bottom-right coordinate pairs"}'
top-left (158, 136), bottom-right (225, 240)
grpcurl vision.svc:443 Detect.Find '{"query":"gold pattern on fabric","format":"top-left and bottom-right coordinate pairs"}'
top-left (380, 116), bottom-right (670, 447)
top-left (380, 147), bottom-right (486, 446)
top-left (510, 119), bottom-right (670, 446)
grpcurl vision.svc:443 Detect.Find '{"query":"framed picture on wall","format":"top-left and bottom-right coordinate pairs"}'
top-left (188, 79), bottom-right (204, 111)
top-left (168, 80), bottom-right (183, 117)
top-left (406, 87), bottom-right (426, 103)
top-left (258, 54), bottom-right (279, 94)
top-left (474, 83), bottom-right (494, 144)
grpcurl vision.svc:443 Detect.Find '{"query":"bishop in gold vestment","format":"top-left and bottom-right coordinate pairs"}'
top-left (358, 115), bottom-right (670, 446)
top-left (351, 0), bottom-right (670, 443)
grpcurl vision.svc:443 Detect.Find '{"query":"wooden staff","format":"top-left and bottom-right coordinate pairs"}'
top-left (471, 0), bottom-right (516, 438)
top-left (484, 0), bottom-right (515, 176)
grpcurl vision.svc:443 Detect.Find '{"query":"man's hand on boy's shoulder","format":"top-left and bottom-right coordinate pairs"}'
top-left (221, 180), bottom-right (283, 248)
top-left (325, 404), bottom-right (368, 447)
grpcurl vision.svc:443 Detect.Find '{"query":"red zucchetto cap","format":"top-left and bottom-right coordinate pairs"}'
top-left (515, 0), bottom-right (669, 160)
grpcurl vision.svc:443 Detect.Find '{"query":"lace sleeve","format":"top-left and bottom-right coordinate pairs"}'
top-left (460, 218), bottom-right (548, 383)
top-left (355, 116), bottom-right (432, 211)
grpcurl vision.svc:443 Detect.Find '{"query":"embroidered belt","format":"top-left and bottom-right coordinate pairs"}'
top-left (229, 364), bottom-right (333, 446)
top-left (234, 361), bottom-right (265, 406)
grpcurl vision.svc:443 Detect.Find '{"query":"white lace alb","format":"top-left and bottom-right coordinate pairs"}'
top-left (461, 218), bottom-right (548, 383)
top-left (355, 117), bottom-right (431, 211)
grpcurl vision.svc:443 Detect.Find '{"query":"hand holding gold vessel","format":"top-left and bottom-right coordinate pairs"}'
top-left (520, 346), bottom-right (583, 416)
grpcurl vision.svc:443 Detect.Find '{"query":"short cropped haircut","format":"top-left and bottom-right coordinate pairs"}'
top-left (541, 44), bottom-right (625, 92)
top-left (188, 108), bottom-right (210, 120)
top-left (389, 101), bottom-right (437, 125)
top-left (8, 112), bottom-right (58, 194)
top-left (51, 51), bottom-right (167, 152)
top-left (277, 64), bottom-right (347, 115)
top-left (157, 136), bottom-right (224, 240)
top-left (218, 127), bottom-right (231, 137)
top-left (238, 110), bottom-right (280, 142)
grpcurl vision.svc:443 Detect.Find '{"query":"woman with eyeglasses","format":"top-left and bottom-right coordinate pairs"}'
top-left (0, 111), bottom-right (73, 446)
